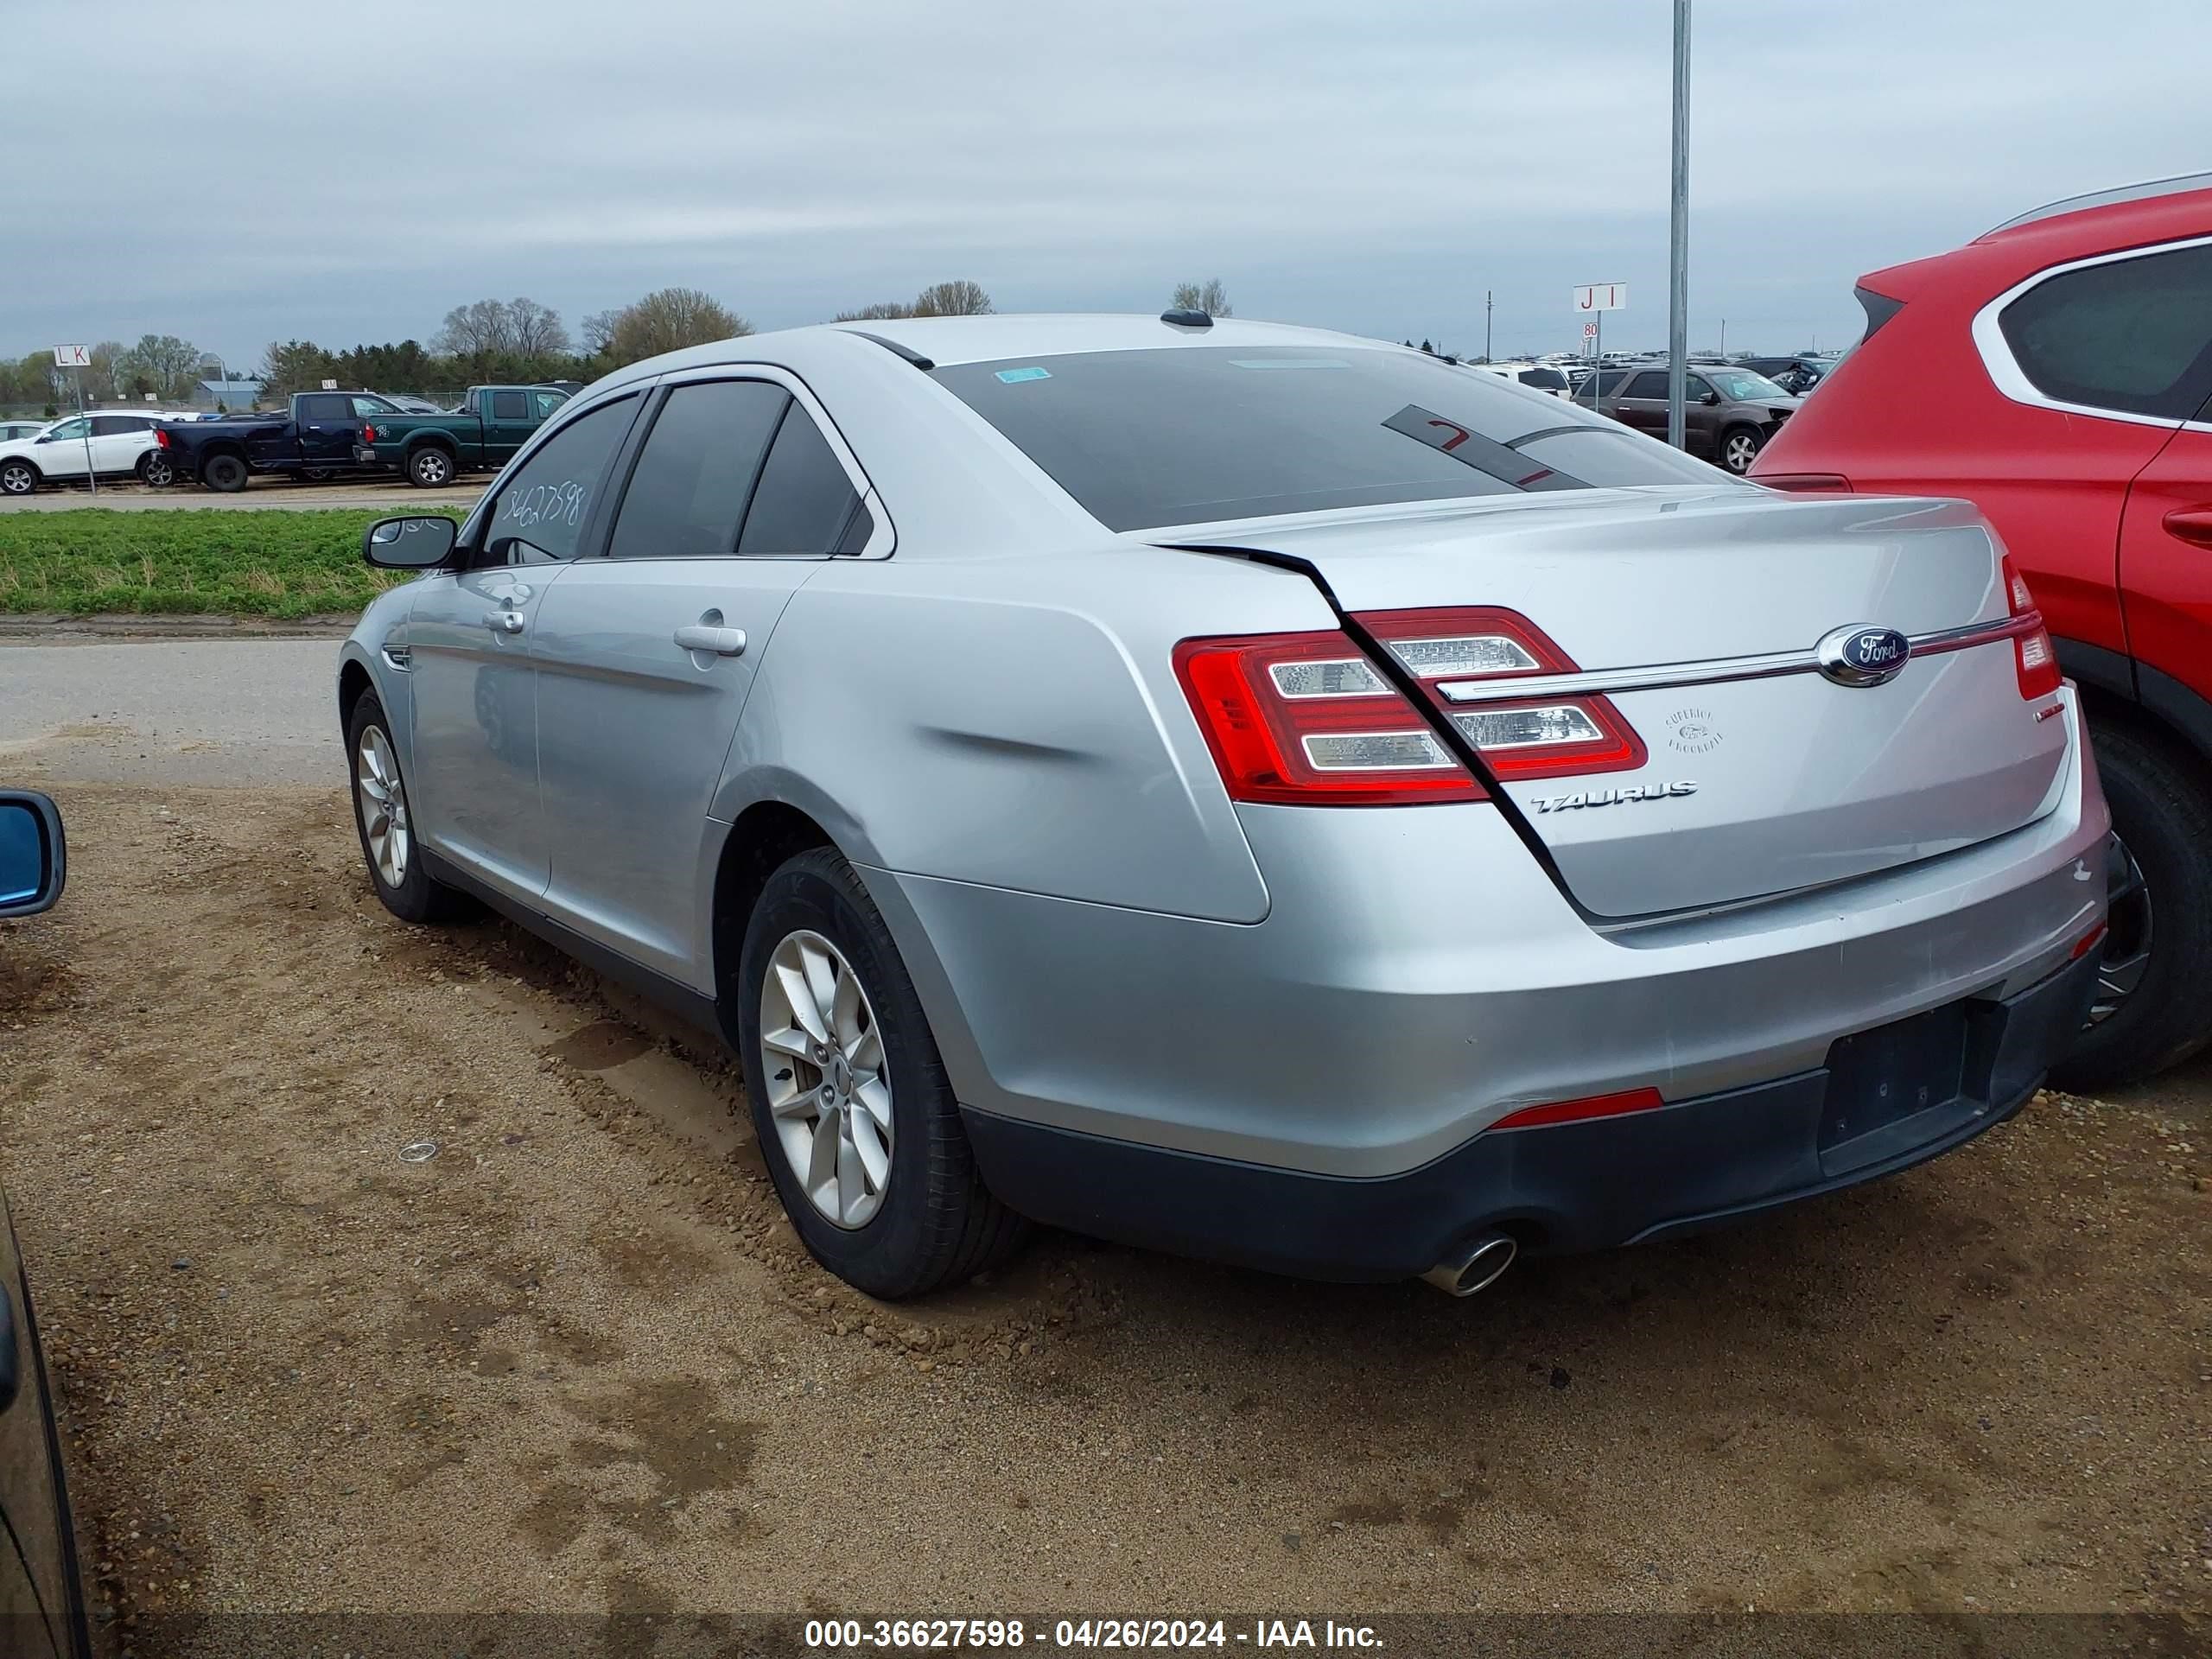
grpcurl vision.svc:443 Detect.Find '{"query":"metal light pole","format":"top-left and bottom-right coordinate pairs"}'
top-left (1665, 0), bottom-right (1693, 449)
top-left (1484, 290), bottom-right (1493, 363)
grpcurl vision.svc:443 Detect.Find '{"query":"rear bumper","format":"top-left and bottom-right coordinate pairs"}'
top-left (959, 949), bottom-right (2098, 1281)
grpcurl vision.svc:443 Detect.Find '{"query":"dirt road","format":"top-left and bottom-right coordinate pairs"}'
top-left (0, 779), bottom-right (2206, 1649)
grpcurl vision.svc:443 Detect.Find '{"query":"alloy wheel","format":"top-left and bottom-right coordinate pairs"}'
top-left (142, 455), bottom-right (174, 487)
top-left (354, 725), bottom-right (411, 889)
top-left (417, 453), bottom-right (450, 486)
top-left (0, 462), bottom-right (32, 494)
top-left (759, 930), bottom-right (893, 1229)
top-left (2087, 833), bottom-right (2152, 1026)
top-left (1724, 433), bottom-right (1760, 473)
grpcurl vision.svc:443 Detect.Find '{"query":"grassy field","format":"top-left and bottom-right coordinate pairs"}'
top-left (0, 508), bottom-right (461, 619)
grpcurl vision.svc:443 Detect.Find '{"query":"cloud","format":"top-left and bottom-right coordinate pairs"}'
top-left (10, 0), bottom-right (2205, 365)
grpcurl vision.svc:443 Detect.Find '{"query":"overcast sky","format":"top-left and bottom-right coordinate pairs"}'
top-left (9, 0), bottom-right (2205, 369)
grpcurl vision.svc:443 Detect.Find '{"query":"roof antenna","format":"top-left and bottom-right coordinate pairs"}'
top-left (1160, 308), bottom-right (1212, 329)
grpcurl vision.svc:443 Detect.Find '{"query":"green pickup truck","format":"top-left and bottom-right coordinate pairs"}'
top-left (353, 384), bottom-right (570, 487)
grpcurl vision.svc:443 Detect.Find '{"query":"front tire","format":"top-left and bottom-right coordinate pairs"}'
top-left (1720, 425), bottom-right (1765, 474)
top-left (408, 447), bottom-right (455, 489)
top-left (346, 691), bottom-right (474, 925)
top-left (0, 459), bottom-right (38, 495)
top-left (201, 452), bottom-right (248, 493)
top-left (736, 847), bottom-right (1026, 1299)
top-left (2049, 721), bottom-right (2212, 1091)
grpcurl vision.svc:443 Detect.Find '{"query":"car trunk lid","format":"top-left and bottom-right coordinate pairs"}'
top-left (1168, 487), bottom-right (2069, 917)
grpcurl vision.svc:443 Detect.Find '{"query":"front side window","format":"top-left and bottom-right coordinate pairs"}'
top-left (490, 390), bottom-right (528, 421)
top-left (607, 379), bottom-right (787, 560)
top-left (45, 418), bottom-right (89, 442)
top-left (938, 346), bottom-right (1721, 531)
top-left (737, 404), bottom-right (865, 556)
top-left (485, 394), bottom-right (640, 563)
top-left (1999, 241), bottom-right (2212, 419)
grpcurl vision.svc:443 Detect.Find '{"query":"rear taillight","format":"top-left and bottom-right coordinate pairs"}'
top-left (1756, 472), bottom-right (1853, 493)
top-left (361, 423), bottom-right (378, 443)
top-left (1356, 607), bottom-right (1647, 781)
top-left (155, 429), bottom-right (169, 448)
top-left (1173, 632), bottom-right (1484, 806)
top-left (2002, 554), bottom-right (2063, 700)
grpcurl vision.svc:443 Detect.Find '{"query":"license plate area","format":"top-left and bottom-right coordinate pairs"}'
top-left (1818, 999), bottom-right (1999, 1178)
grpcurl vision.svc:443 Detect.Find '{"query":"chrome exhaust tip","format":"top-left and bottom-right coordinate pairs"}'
top-left (1420, 1232), bottom-right (1518, 1298)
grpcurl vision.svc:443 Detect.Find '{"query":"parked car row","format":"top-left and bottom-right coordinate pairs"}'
top-left (0, 385), bottom-right (571, 495)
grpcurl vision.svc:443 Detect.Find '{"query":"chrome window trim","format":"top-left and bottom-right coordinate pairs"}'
top-left (1434, 616), bottom-right (2032, 706)
top-left (1968, 232), bottom-right (2212, 434)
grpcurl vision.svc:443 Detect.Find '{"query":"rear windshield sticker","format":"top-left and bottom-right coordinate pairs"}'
top-left (995, 366), bottom-right (1052, 384)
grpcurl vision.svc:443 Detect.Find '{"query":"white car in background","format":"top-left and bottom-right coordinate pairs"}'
top-left (1465, 361), bottom-right (1574, 397)
top-left (0, 420), bottom-right (48, 443)
top-left (0, 411), bottom-right (174, 494)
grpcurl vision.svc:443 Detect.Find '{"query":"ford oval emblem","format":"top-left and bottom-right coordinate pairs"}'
top-left (1815, 624), bottom-right (1912, 687)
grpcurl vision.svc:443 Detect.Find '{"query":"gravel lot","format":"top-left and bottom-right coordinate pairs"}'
top-left (0, 664), bottom-right (2206, 1649)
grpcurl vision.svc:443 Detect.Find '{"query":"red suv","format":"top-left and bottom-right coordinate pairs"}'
top-left (1755, 174), bottom-right (2212, 1090)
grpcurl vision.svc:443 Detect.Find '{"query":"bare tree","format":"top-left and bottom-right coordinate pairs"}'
top-left (434, 298), bottom-right (516, 359)
top-left (581, 309), bottom-right (620, 354)
top-left (118, 334), bottom-right (203, 402)
top-left (910, 279), bottom-right (993, 318)
top-left (598, 288), bottom-right (752, 366)
top-left (506, 297), bottom-right (569, 358)
top-left (832, 301), bottom-right (918, 321)
top-left (1170, 278), bottom-right (1231, 317)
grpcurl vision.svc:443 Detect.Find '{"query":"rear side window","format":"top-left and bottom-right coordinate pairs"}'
top-left (490, 389), bottom-right (528, 420)
top-left (607, 380), bottom-right (787, 560)
top-left (486, 393), bottom-right (639, 563)
top-left (1622, 372), bottom-right (1668, 399)
top-left (89, 416), bottom-right (144, 435)
top-left (737, 405), bottom-right (864, 556)
top-left (938, 346), bottom-right (1731, 531)
top-left (1999, 242), bottom-right (2212, 419)
top-left (1518, 368), bottom-right (1568, 391)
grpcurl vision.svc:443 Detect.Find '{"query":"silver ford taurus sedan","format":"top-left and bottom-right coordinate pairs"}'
top-left (338, 314), bottom-right (2110, 1300)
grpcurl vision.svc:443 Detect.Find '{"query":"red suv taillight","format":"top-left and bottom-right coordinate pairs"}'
top-left (2002, 554), bottom-right (2063, 701)
top-left (155, 428), bottom-right (169, 448)
top-left (1173, 631), bottom-right (1484, 805)
top-left (1356, 607), bottom-right (1647, 781)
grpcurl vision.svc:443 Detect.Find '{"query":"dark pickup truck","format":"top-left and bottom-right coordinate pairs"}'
top-left (353, 385), bottom-right (569, 488)
top-left (156, 391), bottom-right (404, 491)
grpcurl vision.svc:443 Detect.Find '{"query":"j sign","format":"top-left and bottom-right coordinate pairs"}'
top-left (1572, 284), bottom-right (1626, 314)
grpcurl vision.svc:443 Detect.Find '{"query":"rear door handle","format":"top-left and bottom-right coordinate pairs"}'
top-left (2162, 506), bottom-right (2212, 548)
top-left (673, 624), bottom-right (747, 657)
top-left (483, 609), bottom-right (526, 634)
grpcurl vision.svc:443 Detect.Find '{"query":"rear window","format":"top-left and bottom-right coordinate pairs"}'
top-left (1999, 242), bottom-right (2212, 420)
top-left (937, 346), bottom-right (1719, 531)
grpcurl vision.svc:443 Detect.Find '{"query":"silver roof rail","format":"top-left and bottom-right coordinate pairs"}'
top-left (1986, 170), bottom-right (2212, 235)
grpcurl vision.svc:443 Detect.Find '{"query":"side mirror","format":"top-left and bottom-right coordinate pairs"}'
top-left (363, 515), bottom-right (458, 569)
top-left (1700, 390), bottom-right (1721, 405)
top-left (0, 791), bottom-right (65, 919)
top-left (34, 434), bottom-right (52, 444)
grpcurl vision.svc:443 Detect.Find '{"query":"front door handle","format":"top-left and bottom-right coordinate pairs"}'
top-left (483, 609), bottom-right (526, 635)
top-left (2162, 506), bottom-right (2212, 549)
top-left (674, 624), bottom-right (747, 657)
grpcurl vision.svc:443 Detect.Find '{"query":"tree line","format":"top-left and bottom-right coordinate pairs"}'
top-left (2, 276), bottom-right (1234, 414)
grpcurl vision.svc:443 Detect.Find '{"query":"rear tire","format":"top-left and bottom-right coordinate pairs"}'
top-left (346, 690), bottom-right (474, 925)
top-left (137, 452), bottom-right (175, 488)
top-left (300, 467), bottom-right (335, 483)
top-left (2049, 721), bottom-right (2212, 1091)
top-left (408, 447), bottom-right (456, 489)
top-left (0, 459), bottom-right (37, 495)
top-left (736, 847), bottom-right (1027, 1299)
top-left (1720, 425), bottom-right (1765, 474)
top-left (201, 452), bottom-right (248, 493)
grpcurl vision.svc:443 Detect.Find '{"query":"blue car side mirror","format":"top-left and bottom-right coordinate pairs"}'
top-left (0, 791), bottom-right (65, 918)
